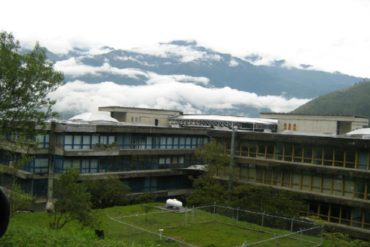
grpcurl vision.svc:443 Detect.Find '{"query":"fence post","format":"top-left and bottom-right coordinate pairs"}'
top-left (236, 207), bottom-right (240, 221)
top-left (213, 201), bottom-right (216, 215)
top-left (185, 209), bottom-right (188, 226)
top-left (290, 218), bottom-right (294, 232)
top-left (261, 212), bottom-right (265, 227)
top-left (192, 205), bottom-right (195, 223)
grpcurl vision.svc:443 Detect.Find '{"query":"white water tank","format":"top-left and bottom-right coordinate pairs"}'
top-left (166, 199), bottom-right (183, 209)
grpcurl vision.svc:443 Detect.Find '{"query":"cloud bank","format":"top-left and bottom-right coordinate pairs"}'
top-left (48, 79), bottom-right (309, 116)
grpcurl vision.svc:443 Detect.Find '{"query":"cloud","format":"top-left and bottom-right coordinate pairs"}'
top-left (132, 43), bottom-right (222, 63)
top-left (54, 58), bottom-right (210, 85)
top-left (229, 59), bottom-right (239, 67)
top-left (54, 58), bottom-right (149, 79)
top-left (48, 79), bottom-right (309, 117)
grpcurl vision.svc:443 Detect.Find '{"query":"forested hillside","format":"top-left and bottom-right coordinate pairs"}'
top-left (292, 80), bottom-right (370, 120)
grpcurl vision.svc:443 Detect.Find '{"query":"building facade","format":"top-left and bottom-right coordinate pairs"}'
top-left (260, 113), bottom-right (368, 135)
top-left (210, 129), bottom-right (370, 238)
top-left (0, 110), bottom-right (208, 199)
top-left (1, 107), bottom-right (369, 237)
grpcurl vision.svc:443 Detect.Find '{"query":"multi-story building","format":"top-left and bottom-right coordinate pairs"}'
top-left (210, 129), bottom-right (370, 239)
top-left (0, 108), bottom-right (208, 200)
top-left (1, 106), bottom-right (370, 238)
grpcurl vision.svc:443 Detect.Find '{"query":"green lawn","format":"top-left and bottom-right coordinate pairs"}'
top-left (0, 203), bottom-right (322, 247)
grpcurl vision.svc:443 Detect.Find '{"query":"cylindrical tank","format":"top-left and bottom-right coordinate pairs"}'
top-left (166, 198), bottom-right (183, 208)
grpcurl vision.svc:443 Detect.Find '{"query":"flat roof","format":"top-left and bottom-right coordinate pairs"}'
top-left (260, 112), bottom-right (368, 119)
top-left (99, 106), bottom-right (183, 114)
top-left (172, 114), bottom-right (278, 125)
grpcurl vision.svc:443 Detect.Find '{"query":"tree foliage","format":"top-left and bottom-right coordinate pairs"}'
top-left (8, 183), bottom-right (33, 215)
top-left (50, 169), bottom-right (94, 230)
top-left (293, 79), bottom-right (370, 120)
top-left (190, 139), bottom-right (307, 217)
top-left (195, 139), bottom-right (229, 177)
top-left (84, 178), bottom-right (130, 209)
top-left (0, 31), bottom-right (63, 136)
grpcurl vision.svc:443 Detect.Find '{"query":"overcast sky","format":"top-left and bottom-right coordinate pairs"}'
top-left (1, 0), bottom-right (370, 78)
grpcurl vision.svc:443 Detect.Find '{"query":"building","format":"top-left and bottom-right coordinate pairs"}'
top-left (260, 113), bottom-right (368, 135)
top-left (210, 129), bottom-right (370, 238)
top-left (99, 106), bottom-right (182, 127)
top-left (1, 107), bottom-right (370, 238)
top-left (0, 108), bottom-right (208, 200)
top-left (169, 114), bottom-right (277, 132)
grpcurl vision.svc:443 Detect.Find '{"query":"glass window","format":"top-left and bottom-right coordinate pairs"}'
top-left (65, 135), bottom-right (73, 150)
top-left (100, 136), bottom-right (108, 145)
top-left (74, 135), bottom-right (82, 150)
top-left (333, 176), bottom-right (343, 196)
top-left (186, 137), bottom-right (191, 149)
top-left (92, 135), bottom-right (99, 145)
top-left (81, 160), bottom-right (90, 173)
top-left (108, 136), bottom-right (115, 144)
top-left (82, 135), bottom-right (91, 150)
top-left (72, 159), bottom-right (80, 170)
top-left (90, 160), bottom-right (98, 173)
top-left (322, 177), bottom-right (331, 194)
top-left (192, 137), bottom-right (197, 148)
top-left (292, 173), bottom-right (301, 189)
top-left (160, 137), bottom-right (166, 149)
top-left (167, 137), bottom-right (173, 149)
top-left (179, 156), bottom-right (184, 164)
top-left (34, 158), bottom-right (48, 173)
top-left (64, 159), bottom-right (72, 170)
top-left (179, 137), bottom-right (185, 149)
top-left (173, 137), bottom-right (179, 148)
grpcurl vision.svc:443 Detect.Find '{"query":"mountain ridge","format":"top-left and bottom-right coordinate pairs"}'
top-left (47, 40), bottom-right (363, 98)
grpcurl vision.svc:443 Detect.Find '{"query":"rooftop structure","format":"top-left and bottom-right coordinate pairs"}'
top-left (99, 106), bottom-right (182, 127)
top-left (169, 114), bottom-right (278, 132)
top-left (260, 112), bottom-right (368, 135)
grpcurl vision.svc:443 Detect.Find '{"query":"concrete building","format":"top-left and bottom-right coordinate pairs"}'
top-left (260, 113), bottom-right (368, 135)
top-left (210, 129), bottom-right (370, 238)
top-left (0, 109), bottom-right (208, 199)
top-left (99, 106), bottom-right (182, 127)
top-left (1, 107), bottom-right (370, 238)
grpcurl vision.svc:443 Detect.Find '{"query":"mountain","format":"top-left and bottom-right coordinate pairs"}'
top-left (47, 40), bottom-right (362, 98)
top-left (292, 80), bottom-right (370, 119)
top-left (43, 40), bottom-right (365, 117)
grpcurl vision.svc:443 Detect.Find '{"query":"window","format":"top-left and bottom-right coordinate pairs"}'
top-left (64, 135), bottom-right (73, 150)
top-left (34, 158), bottom-right (48, 173)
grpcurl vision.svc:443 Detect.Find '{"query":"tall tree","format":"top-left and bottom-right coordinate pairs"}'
top-left (0, 31), bottom-right (63, 136)
top-left (84, 177), bottom-right (130, 209)
top-left (0, 31), bottom-right (63, 237)
top-left (50, 169), bottom-right (94, 230)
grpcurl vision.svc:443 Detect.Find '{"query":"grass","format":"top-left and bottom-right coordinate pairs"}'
top-left (0, 203), bottom-right (322, 247)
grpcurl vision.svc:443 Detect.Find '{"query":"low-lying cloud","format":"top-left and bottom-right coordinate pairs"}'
top-left (48, 79), bottom-right (309, 117)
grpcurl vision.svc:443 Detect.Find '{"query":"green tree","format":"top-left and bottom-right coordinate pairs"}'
top-left (84, 177), bottom-right (130, 209)
top-left (230, 184), bottom-right (307, 217)
top-left (0, 31), bottom-right (63, 236)
top-left (50, 169), bottom-right (94, 230)
top-left (195, 139), bottom-right (229, 177)
top-left (8, 183), bottom-right (33, 215)
top-left (187, 175), bottom-right (227, 206)
top-left (0, 31), bottom-right (63, 136)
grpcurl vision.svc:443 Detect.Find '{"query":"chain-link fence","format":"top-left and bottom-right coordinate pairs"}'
top-left (107, 204), bottom-right (322, 247)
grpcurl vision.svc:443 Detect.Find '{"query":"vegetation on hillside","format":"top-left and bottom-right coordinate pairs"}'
top-left (292, 80), bottom-right (370, 120)
top-left (0, 204), bottom-right (368, 247)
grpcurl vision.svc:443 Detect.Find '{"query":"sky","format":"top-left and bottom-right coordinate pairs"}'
top-left (1, 0), bottom-right (370, 78)
top-left (1, 0), bottom-right (369, 116)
